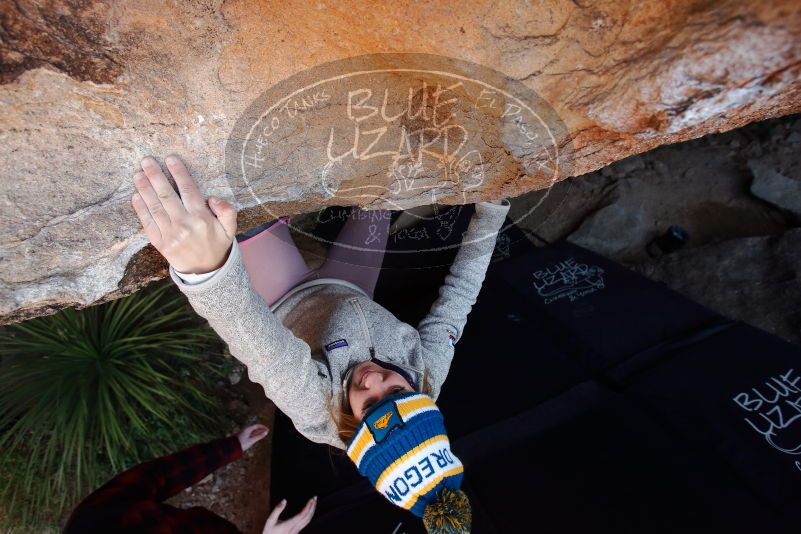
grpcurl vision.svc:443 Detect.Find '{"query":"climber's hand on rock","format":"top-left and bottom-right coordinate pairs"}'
top-left (131, 155), bottom-right (237, 274)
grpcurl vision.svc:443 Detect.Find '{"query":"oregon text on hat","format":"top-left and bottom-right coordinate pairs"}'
top-left (346, 393), bottom-right (464, 513)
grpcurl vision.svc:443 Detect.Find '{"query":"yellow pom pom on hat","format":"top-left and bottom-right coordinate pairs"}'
top-left (346, 392), bottom-right (471, 532)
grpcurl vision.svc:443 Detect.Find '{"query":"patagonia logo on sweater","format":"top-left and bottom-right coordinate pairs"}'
top-left (448, 334), bottom-right (457, 347)
top-left (325, 339), bottom-right (349, 351)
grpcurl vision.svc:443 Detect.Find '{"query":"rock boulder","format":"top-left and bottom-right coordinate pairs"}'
top-left (1, 0), bottom-right (800, 323)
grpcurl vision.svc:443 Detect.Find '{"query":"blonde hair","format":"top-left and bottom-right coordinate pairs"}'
top-left (331, 372), bottom-right (432, 445)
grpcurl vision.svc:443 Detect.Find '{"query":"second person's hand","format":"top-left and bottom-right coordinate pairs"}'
top-left (263, 497), bottom-right (317, 534)
top-left (237, 424), bottom-right (270, 451)
top-left (131, 155), bottom-right (237, 274)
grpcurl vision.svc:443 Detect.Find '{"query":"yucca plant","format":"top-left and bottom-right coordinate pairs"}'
top-left (0, 279), bottom-right (231, 528)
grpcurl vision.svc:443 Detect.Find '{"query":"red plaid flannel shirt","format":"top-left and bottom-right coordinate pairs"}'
top-left (64, 435), bottom-right (243, 533)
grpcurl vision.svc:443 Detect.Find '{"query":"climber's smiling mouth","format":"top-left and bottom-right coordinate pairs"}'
top-left (347, 361), bottom-right (413, 421)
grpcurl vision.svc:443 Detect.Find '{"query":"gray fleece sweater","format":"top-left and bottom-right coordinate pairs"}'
top-left (169, 200), bottom-right (511, 449)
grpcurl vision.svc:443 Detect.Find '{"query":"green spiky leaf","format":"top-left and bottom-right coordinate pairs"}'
top-left (0, 279), bottom-right (230, 529)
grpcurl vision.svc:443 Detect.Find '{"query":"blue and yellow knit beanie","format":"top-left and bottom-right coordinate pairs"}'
top-left (346, 392), bottom-right (471, 534)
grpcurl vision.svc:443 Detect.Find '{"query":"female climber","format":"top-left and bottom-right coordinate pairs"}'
top-left (131, 154), bottom-right (510, 533)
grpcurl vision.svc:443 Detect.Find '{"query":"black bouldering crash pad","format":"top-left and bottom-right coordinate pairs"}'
top-left (269, 211), bottom-right (801, 533)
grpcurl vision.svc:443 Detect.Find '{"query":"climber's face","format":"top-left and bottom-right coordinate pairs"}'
top-left (347, 361), bottom-right (414, 421)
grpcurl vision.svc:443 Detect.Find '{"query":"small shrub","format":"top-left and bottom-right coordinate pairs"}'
top-left (0, 279), bottom-right (230, 528)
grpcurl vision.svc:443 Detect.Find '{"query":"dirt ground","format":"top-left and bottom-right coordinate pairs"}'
top-left (514, 113), bottom-right (801, 344)
top-left (167, 371), bottom-right (275, 534)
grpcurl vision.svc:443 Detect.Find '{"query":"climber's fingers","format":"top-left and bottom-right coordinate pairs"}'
top-left (131, 189), bottom-right (163, 249)
top-left (133, 168), bottom-right (172, 231)
top-left (165, 154), bottom-right (207, 216)
top-left (139, 156), bottom-right (187, 221)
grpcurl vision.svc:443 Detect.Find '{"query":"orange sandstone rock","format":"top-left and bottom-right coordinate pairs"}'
top-left (0, 0), bottom-right (799, 323)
